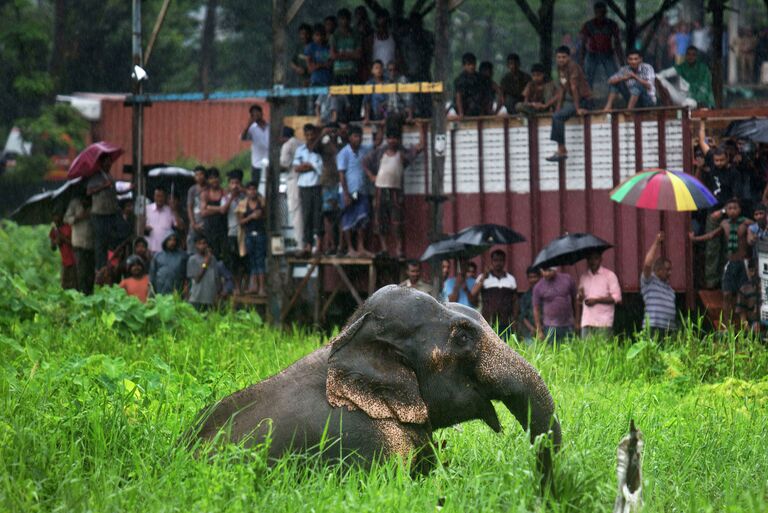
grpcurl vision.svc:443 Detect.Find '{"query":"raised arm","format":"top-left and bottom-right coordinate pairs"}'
top-left (642, 232), bottom-right (664, 278)
top-left (698, 120), bottom-right (711, 155)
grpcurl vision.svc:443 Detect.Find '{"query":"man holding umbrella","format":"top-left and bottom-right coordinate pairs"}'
top-left (470, 250), bottom-right (518, 335)
top-left (86, 154), bottom-right (121, 270)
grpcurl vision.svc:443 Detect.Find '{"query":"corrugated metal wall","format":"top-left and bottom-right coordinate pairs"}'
top-left (94, 99), bottom-right (270, 180)
top-left (396, 111), bottom-right (693, 294)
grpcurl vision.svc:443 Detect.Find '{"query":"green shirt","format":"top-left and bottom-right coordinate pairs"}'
top-left (330, 30), bottom-right (360, 78)
top-left (675, 60), bottom-right (714, 108)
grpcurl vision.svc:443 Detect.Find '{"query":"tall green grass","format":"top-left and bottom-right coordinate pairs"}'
top-left (1, 224), bottom-right (767, 512)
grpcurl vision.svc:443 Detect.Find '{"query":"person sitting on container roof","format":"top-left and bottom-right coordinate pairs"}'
top-left (516, 63), bottom-right (558, 115)
top-left (602, 50), bottom-right (657, 112)
top-left (452, 52), bottom-right (489, 118)
top-left (546, 45), bottom-right (592, 162)
top-left (500, 53), bottom-right (531, 115)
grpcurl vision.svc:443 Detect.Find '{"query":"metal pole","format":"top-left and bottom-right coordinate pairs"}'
top-left (132, 0), bottom-right (145, 237)
top-left (266, 0), bottom-right (288, 324)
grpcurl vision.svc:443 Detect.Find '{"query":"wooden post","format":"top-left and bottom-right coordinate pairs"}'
top-left (267, 0), bottom-right (288, 324)
top-left (430, 0), bottom-right (450, 297)
top-left (710, 0), bottom-right (725, 108)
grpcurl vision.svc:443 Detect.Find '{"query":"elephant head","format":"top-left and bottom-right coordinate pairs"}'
top-left (326, 285), bottom-right (561, 478)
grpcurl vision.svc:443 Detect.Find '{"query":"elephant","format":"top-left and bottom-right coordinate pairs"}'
top-left (187, 285), bottom-right (561, 480)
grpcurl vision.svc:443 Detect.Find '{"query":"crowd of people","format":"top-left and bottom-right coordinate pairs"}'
top-left (49, 154), bottom-right (269, 310)
top-left (396, 239), bottom-right (678, 342)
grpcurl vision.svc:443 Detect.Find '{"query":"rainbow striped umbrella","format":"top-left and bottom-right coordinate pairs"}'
top-left (610, 168), bottom-right (717, 211)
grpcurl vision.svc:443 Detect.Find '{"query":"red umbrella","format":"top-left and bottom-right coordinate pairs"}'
top-left (66, 141), bottom-right (124, 179)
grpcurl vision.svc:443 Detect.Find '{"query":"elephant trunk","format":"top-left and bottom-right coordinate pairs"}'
top-left (476, 337), bottom-right (561, 480)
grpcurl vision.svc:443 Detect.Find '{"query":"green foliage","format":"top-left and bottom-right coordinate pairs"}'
top-left (1, 221), bottom-right (768, 511)
top-left (3, 103), bottom-right (89, 183)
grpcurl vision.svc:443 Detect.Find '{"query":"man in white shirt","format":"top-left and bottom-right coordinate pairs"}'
top-left (145, 187), bottom-right (181, 254)
top-left (241, 104), bottom-right (270, 189)
top-left (292, 124), bottom-right (324, 256)
top-left (280, 126), bottom-right (303, 252)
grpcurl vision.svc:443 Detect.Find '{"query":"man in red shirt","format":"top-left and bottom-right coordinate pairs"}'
top-left (49, 213), bottom-right (77, 290)
top-left (578, 2), bottom-right (624, 88)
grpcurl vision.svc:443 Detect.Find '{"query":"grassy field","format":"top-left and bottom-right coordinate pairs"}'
top-left (1, 224), bottom-right (768, 512)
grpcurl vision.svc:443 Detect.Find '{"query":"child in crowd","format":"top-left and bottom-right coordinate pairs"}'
top-left (735, 258), bottom-right (762, 333)
top-left (187, 236), bottom-right (220, 311)
top-left (149, 232), bottom-right (187, 295)
top-left (49, 213), bottom-right (77, 290)
top-left (517, 63), bottom-right (558, 114)
top-left (690, 197), bottom-right (753, 327)
top-left (237, 181), bottom-right (267, 295)
top-left (119, 255), bottom-right (151, 303)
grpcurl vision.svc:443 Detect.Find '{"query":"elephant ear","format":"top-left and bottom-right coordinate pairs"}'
top-left (326, 312), bottom-right (429, 425)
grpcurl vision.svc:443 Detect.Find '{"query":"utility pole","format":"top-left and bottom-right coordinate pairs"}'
top-left (131, 0), bottom-right (145, 236)
top-left (266, 0), bottom-right (288, 324)
top-left (430, 0), bottom-right (449, 295)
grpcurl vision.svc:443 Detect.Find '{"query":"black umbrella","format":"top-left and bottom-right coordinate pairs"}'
top-left (532, 233), bottom-right (612, 269)
top-left (453, 223), bottom-right (526, 246)
top-left (8, 178), bottom-right (85, 226)
top-left (146, 166), bottom-right (195, 199)
top-left (419, 239), bottom-right (491, 262)
top-left (724, 119), bottom-right (768, 143)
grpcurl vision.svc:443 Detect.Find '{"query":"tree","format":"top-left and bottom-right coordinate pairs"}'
top-left (604, 0), bottom-right (682, 54)
top-left (199, 0), bottom-right (219, 95)
top-left (513, 0), bottom-right (556, 73)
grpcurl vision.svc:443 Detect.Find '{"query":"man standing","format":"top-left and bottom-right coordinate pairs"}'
top-left (279, 127), bottom-right (303, 253)
top-left (400, 260), bottom-right (434, 295)
top-left (577, 251), bottom-right (622, 338)
top-left (330, 8), bottom-right (361, 86)
top-left (86, 154), bottom-right (120, 271)
top-left (145, 187), bottom-right (183, 255)
top-left (186, 166), bottom-right (208, 254)
top-left (579, 1), bottom-right (623, 88)
top-left (602, 50), bottom-right (657, 111)
top-left (747, 203), bottom-right (768, 258)
top-left (442, 261), bottom-right (477, 308)
top-left (533, 267), bottom-right (578, 342)
top-left (470, 250), bottom-right (518, 334)
top-left (292, 124), bottom-right (324, 256)
top-left (64, 196), bottom-right (95, 294)
top-left (518, 266), bottom-right (541, 341)
top-left (241, 104), bottom-right (269, 189)
top-left (224, 169), bottom-right (247, 293)
top-left (362, 128), bottom-right (423, 258)
top-left (337, 125), bottom-right (374, 257)
top-left (500, 53), bottom-right (531, 114)
top-left (187, 236), bottom-right (220, 311)
top-left (641, 232), bottom-right (677, 336)
top-left (546, 46), bottom-right (592, 162)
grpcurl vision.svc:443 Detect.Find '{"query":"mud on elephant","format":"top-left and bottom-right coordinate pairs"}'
top-left (187, 285), bottom-right (561, 479)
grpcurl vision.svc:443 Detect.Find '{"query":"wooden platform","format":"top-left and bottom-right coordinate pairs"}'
top-left (698, 289), bottom-right (724, 328)
top-left (231, 293), bottom-right (268, 309)
top-left (281, 255), bottom-right (401, 324)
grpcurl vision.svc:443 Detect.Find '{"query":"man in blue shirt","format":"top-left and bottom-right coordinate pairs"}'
top-left (293, 124), bottom-right (324, 256)
top-left (442, 260), bottom-right (477, 308)
top-left (337, 125), bottom-right (374, 258)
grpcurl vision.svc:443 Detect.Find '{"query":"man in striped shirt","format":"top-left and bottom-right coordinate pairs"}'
top-left (602, 50), bottom-right (657, 111)
top-left (640, 232), bottom-right (677, 337)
